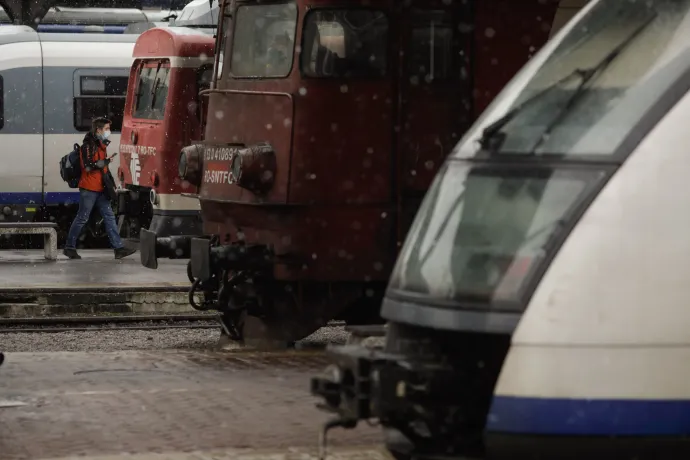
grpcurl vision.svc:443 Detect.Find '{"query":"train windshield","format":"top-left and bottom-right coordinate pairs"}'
top-left (300, 9), bottom-right (388, 78)
top-left (229, 3), bottom-right (297, 78)
top-left (457, 0), bottom-right (690, 159)
top-left (387, 162), bottom-right (606, 308)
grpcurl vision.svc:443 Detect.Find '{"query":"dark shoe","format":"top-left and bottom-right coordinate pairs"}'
top-left (63, 248), bottom-right (81, 260)
top-left (114, 247), bottom-right (137, 260)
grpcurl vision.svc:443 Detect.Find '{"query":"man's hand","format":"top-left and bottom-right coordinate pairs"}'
top-left (94, 158), bottom-right (111, 169)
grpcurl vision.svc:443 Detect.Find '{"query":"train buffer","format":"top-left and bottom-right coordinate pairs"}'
top-left (345, 324), bottom-right (387, 345)
top-left (0, 222), bottom-right (58, 260)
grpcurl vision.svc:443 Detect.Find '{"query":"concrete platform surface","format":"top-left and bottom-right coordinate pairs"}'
top-left (41, 446), bottom-right (391, 460)
top-left (0, 350), bottom-right (382, 459)
top-left (0, 250), bottom-right (189, 291)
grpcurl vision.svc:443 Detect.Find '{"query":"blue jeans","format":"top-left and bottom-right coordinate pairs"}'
top-left (66, 189), bottom-right (123, 250)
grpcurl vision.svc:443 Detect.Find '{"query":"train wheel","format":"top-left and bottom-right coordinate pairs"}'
top-left (237, 285), bottom-right (362, 350)
top-left (241, 314), bottom-right (328, 350)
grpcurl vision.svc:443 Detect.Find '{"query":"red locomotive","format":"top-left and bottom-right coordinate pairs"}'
top-left (141, 0), bottom-right (585, 347)
top-left (116, 24), bottom-right (215, 241)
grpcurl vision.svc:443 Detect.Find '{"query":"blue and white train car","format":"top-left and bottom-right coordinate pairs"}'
top-left (0, 26), bottom-right (136, 237)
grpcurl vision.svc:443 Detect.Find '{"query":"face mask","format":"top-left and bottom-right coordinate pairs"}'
top-left (98, 130), bottom-right (111, 141)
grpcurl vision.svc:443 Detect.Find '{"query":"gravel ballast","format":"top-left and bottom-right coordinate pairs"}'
top-left (0, 325), bottom-right (355, 352)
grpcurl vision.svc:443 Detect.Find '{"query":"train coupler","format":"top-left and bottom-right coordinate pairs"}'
top-left (310, 344), bottom-right (468, 458)
top-left (189, 238), bottom-right (273, 282)
top-left (140, 228), bottom-right (195, 269)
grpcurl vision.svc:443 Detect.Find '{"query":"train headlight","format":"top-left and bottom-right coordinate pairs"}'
top-left (179, 144), bottom-right (204, 187)
top-left (230, 142), bottom-right (276, 195)
top-left (150, 189), bottom-right (160, 206)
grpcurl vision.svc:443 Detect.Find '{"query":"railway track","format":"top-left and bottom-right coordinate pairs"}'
top-left (0, 314), bottom-right (222, 333)
top-left (0, 315), bottom-right (351, 334)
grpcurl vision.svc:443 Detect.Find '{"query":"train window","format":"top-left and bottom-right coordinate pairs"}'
top-left (133, 62), bottom-right (170, 120)
top-left (229, 3), bottom-right (298, 78)
top-left (74, 98), bottom-right (125, 132)
top-left (407, 11), bottom-right (454, 82)
top-left (218, 14), bottom-right (232, 79)
top-left (73, 75), bottom-right (127, 132)
top-left (301, 9), bottom-right (388, 78)
top-left (457, 0), bottom-right (690, 159)
top-left (388, 162), bottom-right (606, 306)
top-left (80, 76), bottom-right (128, 96)
top-left (198, 66), bottom-right (213, 91)
top-left (0, 75), bottom-right (3, 131)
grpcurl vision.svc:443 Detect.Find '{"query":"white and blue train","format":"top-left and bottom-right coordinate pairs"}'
top-left (0, 25), bottom-right (136, 242)
top-left (0, 7), bottom-right (179, 33)
top-left (311, 0), bottom-right (690, 459)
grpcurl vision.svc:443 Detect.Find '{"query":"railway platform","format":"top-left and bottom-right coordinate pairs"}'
top-left (0, 349), bottom-right (383, 459)
top-left (0, 250), bottom-right (195, 317)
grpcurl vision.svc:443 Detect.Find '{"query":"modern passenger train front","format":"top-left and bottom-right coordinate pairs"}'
top-left (312, 1), bottom-right (690, 459)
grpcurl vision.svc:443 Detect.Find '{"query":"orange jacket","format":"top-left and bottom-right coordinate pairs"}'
top-left (78, 132), bottom-right (109, 192)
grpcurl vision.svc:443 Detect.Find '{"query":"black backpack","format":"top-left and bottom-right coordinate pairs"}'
top-left (59, 143), bottom-right (82, 189)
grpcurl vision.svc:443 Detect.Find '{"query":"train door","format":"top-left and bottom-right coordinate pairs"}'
top-left (0, 37), bottom-right (43, 220)
top-left (182, 64), bottom-right (213, 149)
top-left (125, 59), bottom-right (171, 189)
top-left (396, 1), bottom-right (474, 243)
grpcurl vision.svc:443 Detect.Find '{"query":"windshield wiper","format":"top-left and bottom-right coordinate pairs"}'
top-left (528, 13), bottom-right (657, 155)
top-left (150, 62), bottom-right (164, 109)
top-left (478, 71), bottom-right (581, 152)
top-left (478, 12), bottom-right (657, 154)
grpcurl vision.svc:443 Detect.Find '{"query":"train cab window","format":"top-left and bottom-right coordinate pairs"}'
top-left (458, 0), bottom-right (690, 158)
top-left (218, 14), bottom-right (232, 79)
top-left (388, 163), bottom-right (606, 306)
top-left (0, 75), bottom-right (3, 131)
top-left (133, 62), bottom-right (170, 120)
top-left (301, 9), bottom-right (388, 78)
top-left (229, 3), bottom-right (298, 78)
top-left (73, 75), bottom-right (127, 132)
top-left (198, 66), bottom-right (213, 91)
top-left (407, 11), bottom-right (454, 83)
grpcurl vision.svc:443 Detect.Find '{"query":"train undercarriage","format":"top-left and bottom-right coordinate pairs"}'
top-left (311, 321), bottom-right (512, 460)
top-left (141, 229), bottom-right (386, 347)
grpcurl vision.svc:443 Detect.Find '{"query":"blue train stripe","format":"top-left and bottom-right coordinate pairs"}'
top-left (0, 192), bottom-right (81, 206)
top-left (0, 193), bottom-right (44, 205)
top-left (36, 25), bottom-right (127, 34)
top-left (44, 192), bottom-right (80, 205)
top-left (488, 396), bottom-right (690, 436)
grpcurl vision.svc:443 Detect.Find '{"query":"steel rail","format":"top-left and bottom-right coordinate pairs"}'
top-left (0, 314), bottom-right (219, 325)
top-left (0, 325), bottom-right (220, 333)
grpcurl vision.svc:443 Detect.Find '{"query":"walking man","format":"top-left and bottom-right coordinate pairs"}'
top-left (63, 117), bottom-right (136, 260)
